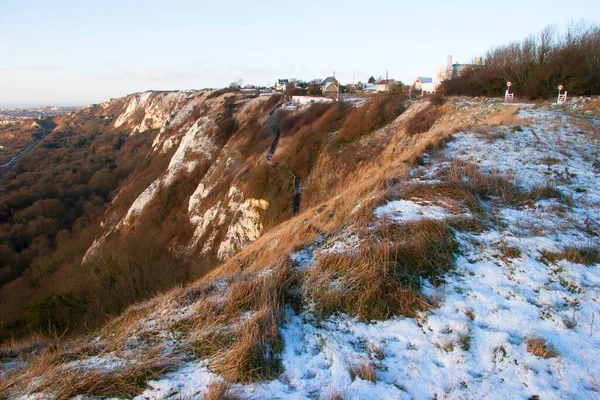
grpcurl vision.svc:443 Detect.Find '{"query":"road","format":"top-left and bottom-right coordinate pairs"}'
top-left (0, 122), bottom-right (55, 180)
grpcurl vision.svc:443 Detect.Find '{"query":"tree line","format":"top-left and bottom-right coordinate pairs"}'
top-left (443, 21), bottom-right (600, 99)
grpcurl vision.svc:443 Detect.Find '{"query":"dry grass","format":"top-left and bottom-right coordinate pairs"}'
top-left (484, 106), bottom-right (520, 126)
top-left (525, 337), bottom-right (558, 359)
top-left (500, 244), bottom-right (522, 259)
top-left (405, 104), bottom-right (440, 136)
top-left (0, 344), bottom-right (179, 399)
top-left (202, 380), bottom-right (244, 400)
top-left (188, 264), bottom-right (293, 383)
top-left (542, 247), bottom-right (600, 266)
top-left (350, 361), bottom-right (377, 382)
top-left (303, 220), bottom-right (456, 320)
top-left (1, 97), bottom-right (527, 397)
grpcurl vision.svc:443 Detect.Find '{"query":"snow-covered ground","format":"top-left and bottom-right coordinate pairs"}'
top-left (134, 105), bottom-right (600, 399)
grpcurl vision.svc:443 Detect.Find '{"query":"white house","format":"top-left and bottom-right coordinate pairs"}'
top-left (412, 77), bottom-right (434, 94)
top-left (275, 79), bottom-right (289, 92)
top-left (375, 79), bottom-right (395, 92)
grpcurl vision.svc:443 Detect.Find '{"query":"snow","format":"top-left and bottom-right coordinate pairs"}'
top-left (32, 100), bottom-right (600, 399)
top-left (138, 104), bottom-right (600, 399)
top-left (374, 199), bottom-right (458, 222)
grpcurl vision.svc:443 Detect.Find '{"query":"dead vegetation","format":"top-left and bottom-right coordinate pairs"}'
top-left (303, 220), bottom-right (457, 320)
top-left (405, 104), bottom-right (441, 136)
top-left (542, 246), bottom-right (600, 266)
top-left (202, 380), bottom-right (244, 400)
top-left (350, 361), bottom-right (377, 382)
top-left (525, 337), bottom-right (557, 359)
top-left (0, 343), bottom-right (179, 399)
top-left (1, 97), bottom-right (546, 398)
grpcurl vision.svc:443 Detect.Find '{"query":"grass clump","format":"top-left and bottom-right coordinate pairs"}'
top-left (525, 337), bottom-right (557, 359)
top-left (189, 266), bottom-right (293, 383)
top-left (350, 361), bottom-right (377, 382)
top-left (203, 380), bottom-right (244, 400)
top-left (543, 247), bottom-right (600, 266)
top-left (303, 220), bottom-right (457, 320)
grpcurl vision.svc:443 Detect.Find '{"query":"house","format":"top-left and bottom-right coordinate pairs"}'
top-left (320, 76), bottom-right (340, 98)
top-left (375, 79), bottom-right (395, 92)
top-left (275, 79), bottom-right (289, 92)
top-left (412, 77), bottom-right (435, 94)
top-left (363, 84), bottom-right (377, 93)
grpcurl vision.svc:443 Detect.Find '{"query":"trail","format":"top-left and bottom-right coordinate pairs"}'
top-left (293, 176), bottom-right (302, 215)
top-left (266, 103), bottom-right (283, 162)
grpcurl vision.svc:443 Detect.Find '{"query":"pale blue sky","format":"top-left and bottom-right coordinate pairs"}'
top-left (0, 0), bottom-right (597, 105)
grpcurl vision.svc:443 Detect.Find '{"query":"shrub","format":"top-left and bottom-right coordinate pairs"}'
top-left (25, 294), bottom-right (86, 335)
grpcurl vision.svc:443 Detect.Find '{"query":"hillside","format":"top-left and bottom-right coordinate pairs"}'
top-left (1, 91), bottom-right (599, 398)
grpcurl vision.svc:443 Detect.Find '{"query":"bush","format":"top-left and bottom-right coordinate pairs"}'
top-left (25, 294), bottom-right (86, 334)
top-left (443, 22), bottom-right (600, 98)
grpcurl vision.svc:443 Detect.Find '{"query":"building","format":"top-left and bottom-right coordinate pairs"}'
top-left (413, 55), bottom-right (483, 95)
top-left (275, 79), bottom-right (289, 92)
top-left (375, 79), bottom-right (395, 92)
top-left (320, 76), bottom-right (340, 98)
top-left (412, 77), bottom-right (435, 94)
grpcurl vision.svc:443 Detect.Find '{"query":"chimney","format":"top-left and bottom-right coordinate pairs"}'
top-left (446, 55), bottom-right (453, 67)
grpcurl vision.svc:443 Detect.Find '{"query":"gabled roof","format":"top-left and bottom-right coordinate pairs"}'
top-left (376, 79), bottom-right (395, 85)
top-left (417, 77), bottom-right (433, 83)
top-left (321, 76), bottom-right (337, 86)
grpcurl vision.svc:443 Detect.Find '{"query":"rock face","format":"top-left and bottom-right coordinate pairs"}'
top-left (82, 90), bottom-right (272, 264)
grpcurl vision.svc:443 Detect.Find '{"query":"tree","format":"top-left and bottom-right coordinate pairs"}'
top-left (368, 76), bottom-right (376, 84)
top-left (388, 81), bottom-right (406, 96)
top-left (229, 79), bottom-right (243, 90)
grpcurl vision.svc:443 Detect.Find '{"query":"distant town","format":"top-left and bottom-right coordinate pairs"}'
top-left (0, 105), bottom-right (82, 124)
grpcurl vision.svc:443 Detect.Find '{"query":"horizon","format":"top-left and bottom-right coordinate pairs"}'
top-left (1, 0), bottom-right (598, 106)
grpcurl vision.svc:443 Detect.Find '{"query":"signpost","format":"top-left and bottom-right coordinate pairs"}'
top-left (557, 84), bottom-right (567, 105)
top-left (505, 81), bottom-right (514, 103)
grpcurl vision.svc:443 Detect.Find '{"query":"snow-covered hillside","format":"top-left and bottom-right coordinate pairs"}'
top-left (3, 97), bottom-right (599, 400)
top-left (129, 103), bottom-right (600, 399)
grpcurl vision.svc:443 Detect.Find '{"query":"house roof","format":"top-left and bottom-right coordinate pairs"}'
top-left (417, 77), bottom-right (433, 83)
top-left (321, 76), bottom-right (337, 86)
top-left (362, 84), bottom-right (376, 91)
top-left (376, 79), bottom-right (395, 85)
top-left (278, 79), bottom-right (289, 84)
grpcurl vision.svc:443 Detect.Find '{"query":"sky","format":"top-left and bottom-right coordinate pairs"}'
top-left (0, 0), bottom-right (598, 106)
